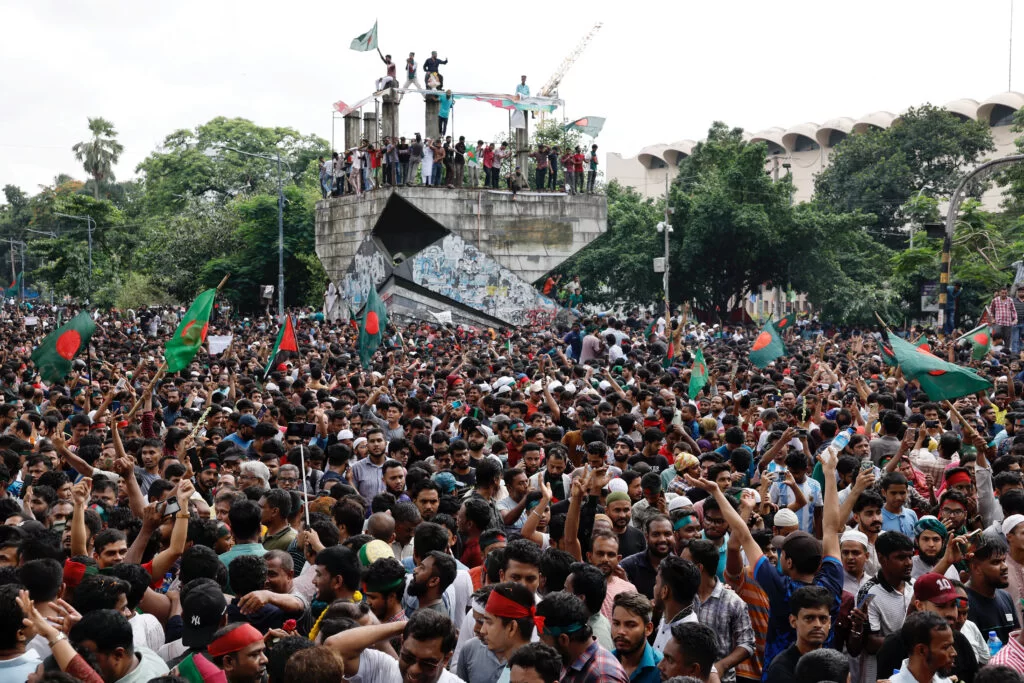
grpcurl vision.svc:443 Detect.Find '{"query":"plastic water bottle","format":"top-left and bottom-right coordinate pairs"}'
top-left (989, 631), bottom-right (1002, 657)
top-left (825, 428), bottom-right (854, 461)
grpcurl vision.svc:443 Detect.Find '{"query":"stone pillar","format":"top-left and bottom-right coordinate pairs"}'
top-left (381, 92), bottom-right (400, 141)
top-left (515, 115), bottom-right (530, 179)
top-left (425, 94), bottom-right (440, 142)
top-left (344, 113), bottom-right (362, 150)
top-left (363, 112), bottom-right (378, 145)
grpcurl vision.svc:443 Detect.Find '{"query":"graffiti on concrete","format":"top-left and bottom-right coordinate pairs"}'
top-left (339, 237), bottom-right (391, 308)
top-left (411, 234), bottom-right (557, 325)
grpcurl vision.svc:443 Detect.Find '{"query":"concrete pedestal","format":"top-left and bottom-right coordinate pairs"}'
top-left (363, 112), bottom-right (377, 145)
top-left (344, 113), bottom-right (362, 150)
top-left (381, 93), bottom-right (399, 141)
top-left (515, 116), bottom-right (530, 177)
top-left (425, 95), bottom-right (440, 142)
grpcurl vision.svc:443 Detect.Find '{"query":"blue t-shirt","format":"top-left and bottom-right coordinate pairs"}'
top-left (754, 554), bottom-right (843, 676)
top-left (439, 94), bottom-right (454, 118)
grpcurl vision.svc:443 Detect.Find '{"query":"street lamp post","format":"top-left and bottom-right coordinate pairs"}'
top-left (54, 212), bottom-right (95, 302)
top-left (220, 146), bottom-right (287, 319)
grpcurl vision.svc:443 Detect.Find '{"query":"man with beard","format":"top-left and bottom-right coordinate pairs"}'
top-left (362, 557), bottom-right (409, 634)
top-left (413, 480), bottom-right (441, 522)
top-left (351, 427), bottom-right (388, 502)
top-left (611, 591), bottom-right (662, 683)
top-left (890, 612), bottom-right (959, 683)
top-left (876, 573), bottom-right (979, 682)
top-left (450, 440), bottom-right (476, 487)
top-left (913, 516), bottom-right (959, 580)
top-left (478, 582), bottom-right (535, 683)
top-left (195, 458), bottom-right (219, 505)
top-left (850, 489), bottom-right (884, 577)
top-left (520, 442), bottom-right (543, 479)
top-left (604, 490), bottom-right (646, 559)
top-left (410, 550), bottom-right (457, 615)
top-left (535, 591), bottom-right (628, 683)
top-left (586, 529), bottom-right (637, 620)
top-left (848, 530), bottom-right (916, 683)
top-left (324, 609), bottom-right (465, 683)
top-left (763, 586), bottom-right (832, 683)
top-left (310, 546), bottom-right (362, 636)
top-left (966, 532), bottom-right (1019, 645)
top-left (841, 529), bottom-right (872, 596)
top-left (652, 554), bottom-right (702, 650)
top-left (530, 447), bottom-right (571, 504)
top-left (620, 514), bottom-right (671, 599)
top-left (506, 419), bottom-right (528, 468)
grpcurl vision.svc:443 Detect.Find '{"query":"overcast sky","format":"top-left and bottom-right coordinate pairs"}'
top-left (1, 0), bottom-right (1020, 200)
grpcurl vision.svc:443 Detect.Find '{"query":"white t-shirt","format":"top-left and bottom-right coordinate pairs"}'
top-left (350, 648), bottom-right (466, 683)
top-left (131, 612), bottom-right (166, 652)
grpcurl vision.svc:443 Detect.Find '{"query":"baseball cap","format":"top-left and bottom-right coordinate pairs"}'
top-left (181, 578), bottom-right (227, 648)
top-left (914, 572), bottom-right (959, 605)
top-left (238, 414), bottom-right (258, 428)
top-left (433, 471), bottom-right (460, 494)
top-left (200, 458), bottom-right (220, 472)
top-left (779, 530), bottom-right (822, 560)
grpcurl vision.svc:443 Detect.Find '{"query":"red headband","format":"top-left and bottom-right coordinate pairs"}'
top-left (485, 590), bottom-right (545, 634)
top-left (63, 559), bottom-right (86, 588)
top-left (207, 624), bottom-right (263, 657)
top-left (946, 471), bottom-right (972, 487)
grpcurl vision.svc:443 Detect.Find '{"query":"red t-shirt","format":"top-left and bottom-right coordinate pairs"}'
top-left (573, 153), bottom-right (585, 172)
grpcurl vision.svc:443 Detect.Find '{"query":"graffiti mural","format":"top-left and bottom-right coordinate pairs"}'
top-left (410, 234), bottom-right (558, 325)
top-left (338, 237), bottom-right (391, 310)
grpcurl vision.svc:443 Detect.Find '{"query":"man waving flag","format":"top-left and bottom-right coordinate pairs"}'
top-left (165, 289), bottom-right (217, 373)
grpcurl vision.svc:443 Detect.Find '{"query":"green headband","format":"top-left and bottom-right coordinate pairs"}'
top-left (363, 577), bottom-right (405, 594)
top-left (673, 516), bottom-right (694, 531)
top-left (542, 621), bottom-right (585, 636)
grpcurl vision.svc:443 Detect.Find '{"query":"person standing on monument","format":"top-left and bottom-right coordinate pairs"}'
top-left (438, 90), bottom-right (454, 136)
top-left (403, 52), bottom-right (421, 89)
top-left (424, 51), bottom-right (448, 89)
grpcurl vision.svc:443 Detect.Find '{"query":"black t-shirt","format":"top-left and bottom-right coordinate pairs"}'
top-left (876, 629), bottom-right (977, 683)
top-left (764, 643), bottom-right (802, 683)
top-left (398, 143), bottom-right (410, 162)
top-left (627, 453), bottom-right (671, 474)
top-left (617, 525), bottom-right (647, 558)
top-left (967, 587), bottom-right (1019, 645)
top-left (453, 466), bottom-right (476, 487)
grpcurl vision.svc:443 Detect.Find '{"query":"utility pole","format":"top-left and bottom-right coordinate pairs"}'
top-left (663, 174), bottom-right (671, 306)
top-left (277, 148), bottom-right (285, 319)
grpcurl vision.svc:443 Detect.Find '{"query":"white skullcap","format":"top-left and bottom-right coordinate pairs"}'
top-left (1003, 514), bottom-right (1024, 537)
top-left (840, 528), bottom-right (869, 549)
top-left (773, 508), bottom-right (799, 528)
top-left (607, 478), bottom-right (629, 494)
top-left (668, 495), bottom-right (693, 512)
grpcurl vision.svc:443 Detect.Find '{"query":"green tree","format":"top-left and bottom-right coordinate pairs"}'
top-left (670, 122), bottom-right (797, 319)
top-left (72, 117), bottom-right (125, 199)
top-left (548, 181), bottom-right (663, 304)
top-left (814, 105), bottom-right (994, 245)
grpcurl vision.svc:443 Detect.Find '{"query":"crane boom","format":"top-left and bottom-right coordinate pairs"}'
top-left (538, 22), bottom-right (603, 98)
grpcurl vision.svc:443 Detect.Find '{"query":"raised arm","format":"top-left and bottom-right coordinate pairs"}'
top-left (819, 451), bottom-right (841, 559)
top-left (70, 477), bottom-right (92, 558)
top-left (520, 480), bottom-right (552, 547)
top-left (686, 474), bottom-right (762, 567)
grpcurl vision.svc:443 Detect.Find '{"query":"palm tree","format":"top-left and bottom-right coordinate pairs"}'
top-left (72, 117), bottom-right (124, 199)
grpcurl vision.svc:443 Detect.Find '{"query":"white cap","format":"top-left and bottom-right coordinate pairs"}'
top-left (773, 508), bottom-right (799, 528)
top-left (668, 495), bottom-right (693, 512)
top-left (530, 381), bottom-right (543, 393)
top-left (478, 383), bottom-right (492, 393)
top-left (599, 380), bottom-right (612, 391)
top-left (840, 528), bottom-right (869, 549)
top-left (496, 385), bottom-right (512, 395)
top-left (607, 478), bottom-right (629, 494)
top-left (494, 376), bottom-right (516, 388)
top-left (563, 382), bottom-right (577, 394)
top-left (338, 429), bottom-right (354, 440)
top-left (548, 380), bottom-right (563, 391)
top-left (1003, 514), bottom-right (1024, 536)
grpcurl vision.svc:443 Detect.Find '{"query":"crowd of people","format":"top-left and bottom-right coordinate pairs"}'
top-left (6, 299), bottom-right (1024, 683)
top-left (319, 140), bottom-right (600, 198)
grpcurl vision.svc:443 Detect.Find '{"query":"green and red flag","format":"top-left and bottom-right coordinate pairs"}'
top-left (358, 286), bottom-right (388, 368)
top-left (264, 315), bottom-right (299, 377)
top-left (912, 335), bottom-right (932, 353)
top-left (350, 21), bottom-right (378, 52)
top-left (563, 116), bottom-right (606, 138)
top-left (5, 272), bottom-right (22, 298)
top-left (31, 311), bottom-right (96, 383)
top-left (775, 312), bottom-right (798, 331)
top-left (886, 330), bottom-right (991, 401)
top-left (661, 338), bottom-right (675, 369)
top-left (957, 324), bottom-right (993, 361)
top-left (749, 321), bottom-right (786, 369)
top-left (879, 339), bottom-right (898, 367)
top-left (165, 289), bottom-right (216, 373)
top-left (689, 347), bottom-right (709, 399)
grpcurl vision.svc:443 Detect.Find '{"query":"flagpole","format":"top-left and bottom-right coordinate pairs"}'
top-left (298, 444), bottom-right (310, 527)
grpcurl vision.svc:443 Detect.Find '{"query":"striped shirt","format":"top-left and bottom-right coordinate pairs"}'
top-left (856, 577), bottom-right (915, 683)
top-left (770, 477), bottom-right (822, 533)
top-left (724, 568), bottom-right (769, 681)
top-left (692, 581), bottom-right (753, 683)
top-left (990, 630), bottom-right (1024, 672)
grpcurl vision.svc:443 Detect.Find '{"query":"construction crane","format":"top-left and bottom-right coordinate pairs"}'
top-left (538, 21), bottom-right (602, 124)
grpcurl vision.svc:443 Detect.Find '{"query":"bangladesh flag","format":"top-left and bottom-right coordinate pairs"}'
top-left (5, 272), bottom-right (22, 298)
top-left (165, 289), bottom-right (217, 373)
top-left (886, 330), bottom-right (991, 401)
top-left (957, 324), bottom-right (993, 361)
top-left (689, 347), bottom-right (709, 399)
top-left (358, 286), bottom-right (388, 368)
top-left (350, 21), bottom-right (378, 52)
top-left (912, 335), bottom-right (932, 353)
top-left (31, 311), bottom-right (95, 383)
top-left (776, 312), bottom-right (796, 331)
top-left (749, 321), bottom-right (786, 369)
top-left (879, 339), bottom-right (898, 367)
top-left (662, 338), bottom-right (675, 369)
top-left (264, 315), bottom-right (299, 377)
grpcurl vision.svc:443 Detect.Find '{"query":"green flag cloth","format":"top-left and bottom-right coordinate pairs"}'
top-left (879, 339), bottom-right (898, 367)
top-left (912, 335), bottom-right (932, 353)
top-left (5, 272), bottom-right (22, 298)
top-left (749, 321), bottom-right (786, 369)
top-left (775, 312), bottom-right (796, 331)
top-left (358, 286), bottom-right (388, 368)
top-left (887, 330), bottom-right (991, 401)
top-left (350, 21), bottom-right (378, 51)
top-left (689, 347), bottom-right (709, 399)
top-left (957, 325), bottom-right (993, 361)
top-left (31, 311), bottom-right (96, 383)
top-left (662, 337), bottom-right (675, 369)
top-left (165, 289), bottom-right (217, 373)
top-left (264, 315), bottom-right (299, 377)
top-left (564, 116), bottom-right (606, 138)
